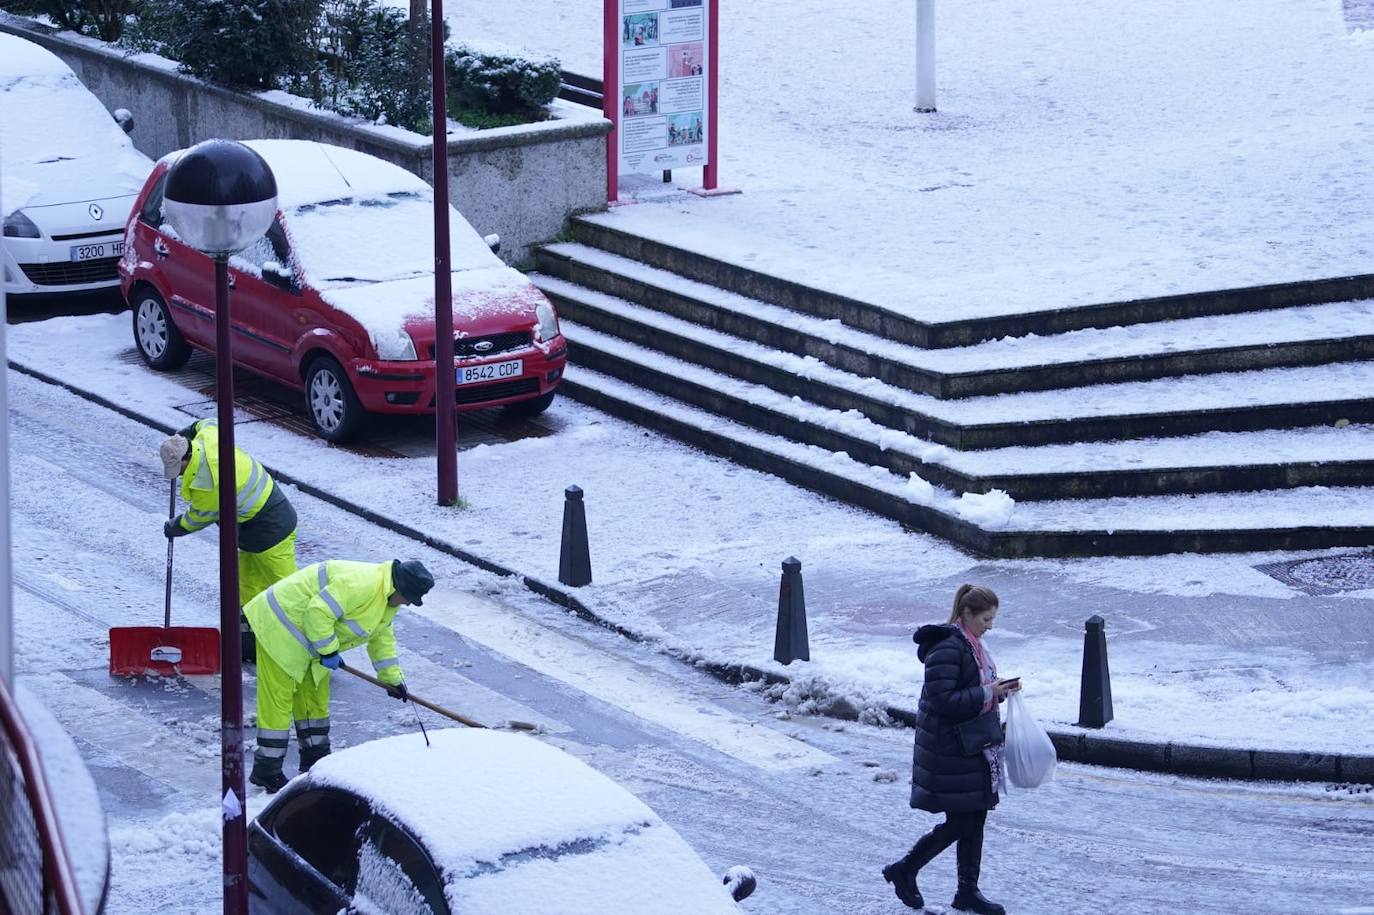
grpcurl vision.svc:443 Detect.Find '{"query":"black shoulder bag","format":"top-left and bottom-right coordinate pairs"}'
top-left (954, 709), bottom-right (1003, 756)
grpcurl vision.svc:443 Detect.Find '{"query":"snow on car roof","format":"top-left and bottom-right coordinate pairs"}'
top-left (306, 729), bottom-right (739, 914)
top-left (0, 33), bottom-right (76, 80)
top-left (1, 33), bottom-right (151, 214)
top-left (240, 139), bottom-right (429, 210)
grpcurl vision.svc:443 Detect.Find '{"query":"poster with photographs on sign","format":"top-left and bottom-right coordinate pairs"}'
top-left (617, 0), bottom-right (709, 175)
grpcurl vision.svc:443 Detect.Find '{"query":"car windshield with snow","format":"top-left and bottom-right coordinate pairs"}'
top-left (247, 729), bottom-right (755, 914)
top-left (0, 32), bottom-right (151, 299)
top-left (121, 139), bottom-right (567, 441)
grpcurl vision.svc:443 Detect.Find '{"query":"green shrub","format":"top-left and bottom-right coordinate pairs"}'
top-left (444, 41), bottom-right (559, 117)
top-left (117, 0), bottom-right (179, 55)
top-left (315, 0), bottom-right (432, 130)
top-left (8, 0), bottom-right (136, 41)
top-left (173, 0), bottom-right (321, 90)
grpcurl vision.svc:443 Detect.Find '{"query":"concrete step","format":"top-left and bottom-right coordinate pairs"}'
top-left (537, 242), bottom-right (1374, 398)
top-left (541, 277), bottom-right (1374, 449)
top-left (561, 364), bottom-right (1374, 558)
top-left (561, 319), bottom-right (1374, 500)
top-left (571, 215), bottom-right (1374, 348)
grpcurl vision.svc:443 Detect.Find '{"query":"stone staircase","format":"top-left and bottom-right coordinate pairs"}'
top-left (531, 215), bottom-right (1374, 557)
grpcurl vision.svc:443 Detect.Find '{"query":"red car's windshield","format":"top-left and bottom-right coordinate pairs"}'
top-left (287, 191), bottom-right (503, 290)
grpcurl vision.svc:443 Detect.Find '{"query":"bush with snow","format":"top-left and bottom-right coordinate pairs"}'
top-left (444, 41), bottom-right (560, 117)
top-left (171, 0), bottom-right (322, 90)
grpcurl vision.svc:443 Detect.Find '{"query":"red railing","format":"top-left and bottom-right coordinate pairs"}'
top-left (0, 676), bottom-right (84, 915)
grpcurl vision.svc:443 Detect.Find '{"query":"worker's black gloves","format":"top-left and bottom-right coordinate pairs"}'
top-left (385, 682), bottom-right (409, 702)
top-left (318, 652), bottom-right (343, 670)
top-left (163, 519), bottom-right (191, 539)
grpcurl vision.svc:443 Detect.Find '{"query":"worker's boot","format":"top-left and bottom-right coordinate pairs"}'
top-left (298, 743), bottom-right (331, 774)
top-left (240, 615), bottom-right (256, 665)
top-left (951, 827), bottom-right (1005, 915)
top-left (248, 756), bottom-right (288, 794)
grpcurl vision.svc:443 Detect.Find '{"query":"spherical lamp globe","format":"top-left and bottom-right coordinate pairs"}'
top-left (162, 139), bottom-right (277, 257)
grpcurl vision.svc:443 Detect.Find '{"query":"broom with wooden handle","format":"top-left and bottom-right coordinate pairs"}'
top-left (338, 662), bottom-right (538, 731)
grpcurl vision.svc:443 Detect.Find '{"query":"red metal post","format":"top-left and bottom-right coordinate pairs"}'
top-left (604, 0), bottom-right (619, 202)
top-left (214, 257), bottom-right (247, 915)
top-left (432, 0), bottom-right (458, 504)
top-left (703, 0), bottom-right (720, 190)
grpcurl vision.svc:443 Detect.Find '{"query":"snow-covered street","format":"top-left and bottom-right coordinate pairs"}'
top-left (6, 350), bottom-right (1374, 913)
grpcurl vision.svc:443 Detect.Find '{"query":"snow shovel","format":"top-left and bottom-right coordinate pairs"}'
top-left (109, 480), bottom-right (221, 677)
top-left (338, 663), bottom-right (538, 731)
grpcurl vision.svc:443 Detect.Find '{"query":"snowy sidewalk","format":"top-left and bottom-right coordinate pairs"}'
top-left (437, 0), bottom-right (1374, 318)
top-left (9, 314), bottom-right (1374, 770)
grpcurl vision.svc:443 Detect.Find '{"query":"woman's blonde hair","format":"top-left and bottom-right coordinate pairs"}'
top-left (947, 583), bottom-right (999, 624)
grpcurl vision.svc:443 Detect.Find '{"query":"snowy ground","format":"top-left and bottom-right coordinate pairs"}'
top-left (433, 0), bottom-right (1374, 315)
top-left (9, 314), bottom-right (1374, 757)
top-left (7, 365), bottom-right (1374, 914)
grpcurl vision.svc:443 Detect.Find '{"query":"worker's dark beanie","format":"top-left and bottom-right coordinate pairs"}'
top-left (392, 560), bottom-right (435, 605)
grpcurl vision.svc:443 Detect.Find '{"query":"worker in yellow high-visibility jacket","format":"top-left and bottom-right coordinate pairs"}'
top-left (243, 558), bottom-right (434, 792)
top-left (160, 420), bottom-right (298, 662)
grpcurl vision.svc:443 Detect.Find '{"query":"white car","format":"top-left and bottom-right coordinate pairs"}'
top-left (247, 728), bottom-right (756, 914)
top-left (1, 33), bottom-right (152, 298)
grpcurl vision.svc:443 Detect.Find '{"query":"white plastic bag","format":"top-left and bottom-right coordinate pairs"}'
top-left (1004, 692), bottom-right (1057, 788)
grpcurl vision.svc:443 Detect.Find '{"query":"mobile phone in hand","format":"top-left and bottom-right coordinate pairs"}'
top-left (998, 677), bottom-right (1020, 688)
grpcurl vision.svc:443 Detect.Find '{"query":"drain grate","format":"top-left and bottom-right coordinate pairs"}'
top-left (1255, 552), bottom-right (1374, 595)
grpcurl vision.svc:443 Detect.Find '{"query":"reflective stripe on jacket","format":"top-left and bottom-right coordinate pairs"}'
top-left (244, 559), bottom-right (403, 686)
top-left (176, 419), bottom-right (294, 552)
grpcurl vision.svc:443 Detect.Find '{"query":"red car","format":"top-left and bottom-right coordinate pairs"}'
top-left (121, 139), bottom-right (566, 442)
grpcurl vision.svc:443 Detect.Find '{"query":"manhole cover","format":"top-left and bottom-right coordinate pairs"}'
top-left (1255, 552), bottom-right (1374, 595)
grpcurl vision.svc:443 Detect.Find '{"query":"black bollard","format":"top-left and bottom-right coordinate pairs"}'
top-left (773, 557), bottom-right (810, 665)
top-left (1076, 614), bottom-right (1114, 728)
top-left (558, 485), bottom-right (592, 587)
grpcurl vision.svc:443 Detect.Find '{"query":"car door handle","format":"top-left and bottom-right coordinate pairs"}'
top-left (153, 238), bottom-right (170, 258)
top-left (227, 274), bottom-right (235, 289)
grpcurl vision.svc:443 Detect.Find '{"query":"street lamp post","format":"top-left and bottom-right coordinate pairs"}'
top-left (162, 139), bottom-right (278, 915)
top-left (431, 0), bottom-right (458, 505)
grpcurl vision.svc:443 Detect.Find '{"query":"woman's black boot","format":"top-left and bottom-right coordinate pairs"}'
top-left (881, 859), bottom-right (924, 910)
top-left (952, 884), bottom-right (1005, 915)
top-left (952, 825), bottom-right (1005, 914)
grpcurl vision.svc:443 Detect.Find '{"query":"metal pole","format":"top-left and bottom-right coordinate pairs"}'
top-left (431, 0), bottom-right (457, 505)
top-left (214, 257), bottom-right (247, 915)
top-left (702, 0), bottom-right (721, 190)
top-left (915, 0), bottom-right (936, 113)
top-left (604, 0), bottom-right (619, 203)
top-left (0, 276), bottom-right (11, 687)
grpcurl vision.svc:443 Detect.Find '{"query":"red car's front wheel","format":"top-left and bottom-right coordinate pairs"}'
top-left (131, 287), bottom-right (191, 371)
top-left (305, 356), bottom-right (365, 443)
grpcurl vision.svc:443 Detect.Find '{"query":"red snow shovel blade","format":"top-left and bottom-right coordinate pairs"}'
top-left (109, 626), bottom-right (221, 676)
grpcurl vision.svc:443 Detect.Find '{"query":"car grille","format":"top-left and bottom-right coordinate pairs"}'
top-left (428, 331), bottom-right (532, 359)
top-left (431, 377), bottom-right (540, 407)
top-left (19, 257), bottom-right (121, 286)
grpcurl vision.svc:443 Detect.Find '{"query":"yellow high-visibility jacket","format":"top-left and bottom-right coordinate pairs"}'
top-left (245, 560), bottom-right (404, 686)
top-left (176, 420), bottom-right (294, 552)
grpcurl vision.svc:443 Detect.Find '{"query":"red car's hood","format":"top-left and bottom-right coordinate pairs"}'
top-left (317, 267), bottom-right (549, 350)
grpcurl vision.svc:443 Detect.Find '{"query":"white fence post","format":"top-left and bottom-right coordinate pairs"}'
top-left (915, 0), bottom-right (936, 112)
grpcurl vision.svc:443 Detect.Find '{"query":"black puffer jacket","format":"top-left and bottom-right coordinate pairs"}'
top-left (909, 624), bottom-right (999, 813)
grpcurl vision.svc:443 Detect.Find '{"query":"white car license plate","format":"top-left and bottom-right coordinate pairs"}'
top-left (69, 241), bottom-right (124, 262)
top-left (457, 359), bottom-right (523, 385)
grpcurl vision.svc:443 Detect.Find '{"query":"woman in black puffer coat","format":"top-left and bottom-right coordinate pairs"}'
top-left (882, 584), bottom-right (1021, 914)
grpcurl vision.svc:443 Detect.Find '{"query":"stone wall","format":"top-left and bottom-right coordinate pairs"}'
top-left (0, 14), bottom-right (610, 266)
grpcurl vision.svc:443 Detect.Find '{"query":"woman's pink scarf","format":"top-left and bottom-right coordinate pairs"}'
top-left (958, 620), bottom-right (1007, 795)
top-left (957, 620), bottom-right (998, 712)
